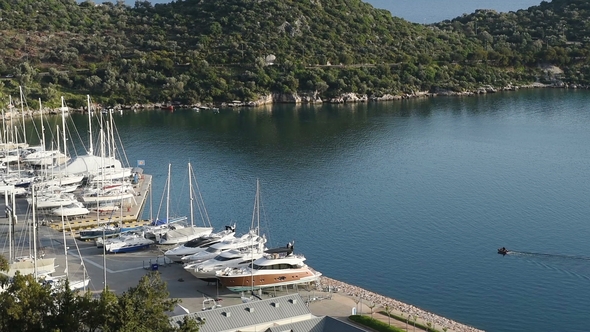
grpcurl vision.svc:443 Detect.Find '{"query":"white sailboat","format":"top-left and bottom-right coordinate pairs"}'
top-left (41, 210), bottom-right (90, 291)
top-left (23, 98), bottom-right (69, 167)
top-left (158, 162), bottom-right (213, 245)
top-left (52, 201), bottom-right (90, 217)
top-left (50, 96), bottom-right (131, 179)
top-left (1, 188), bottom-right (56, 278)
top-left (143, 163), bottom-right (189, 240)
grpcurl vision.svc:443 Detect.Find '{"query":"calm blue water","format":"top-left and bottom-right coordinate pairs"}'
top-left (115, 0), bottom-right (543, 23)
top-left (37, 89), bottom-right (590, 332)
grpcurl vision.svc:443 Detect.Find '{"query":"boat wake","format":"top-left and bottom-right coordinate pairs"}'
top-left (505, 250), bottom-right (590, 281)
top-left (507, 250), bottom-right (590, 261)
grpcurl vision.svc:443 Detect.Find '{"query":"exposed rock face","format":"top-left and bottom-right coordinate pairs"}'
top-left (272, 92), bottom-right (302, 104)
top-left (370, 94), bottom-right (402, 101)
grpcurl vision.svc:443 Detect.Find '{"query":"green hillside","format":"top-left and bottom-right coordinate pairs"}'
top-left (0, 0), bottom-right (586, 107)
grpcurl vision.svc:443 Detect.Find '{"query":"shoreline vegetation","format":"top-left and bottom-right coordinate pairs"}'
top-left (1, 81), bottom-right (581, 117)
top-left (1, 1), bottom-right (590, 110)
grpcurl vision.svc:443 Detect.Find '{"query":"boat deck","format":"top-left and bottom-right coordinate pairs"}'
top-left (45, 174), bottom-right (152, 237)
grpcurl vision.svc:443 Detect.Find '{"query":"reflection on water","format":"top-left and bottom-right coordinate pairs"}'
top-left (20, 89), bottom-right (590, 332)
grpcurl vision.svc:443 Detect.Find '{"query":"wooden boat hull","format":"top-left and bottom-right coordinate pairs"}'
top-left (219, 268), bottom-right (320, 292)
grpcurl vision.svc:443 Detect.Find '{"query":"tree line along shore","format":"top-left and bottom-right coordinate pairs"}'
top-left (0, 0), bottom-right (589, 108)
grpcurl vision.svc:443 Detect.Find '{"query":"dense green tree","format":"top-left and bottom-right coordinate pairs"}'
top-left (0, 259), bottom-right (200, 332)
top-left (0, 0), bottom-right (587, 104)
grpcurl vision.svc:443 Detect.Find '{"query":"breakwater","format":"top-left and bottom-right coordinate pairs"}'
top-left (319, 276), bottom-right (484, 332)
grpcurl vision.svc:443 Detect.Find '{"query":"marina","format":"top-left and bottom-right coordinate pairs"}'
top-left (2, 89), bottom-right (590, 331)
top-left (0, 202), bottom-right (481, 332)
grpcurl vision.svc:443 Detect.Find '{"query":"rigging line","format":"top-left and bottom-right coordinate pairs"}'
top-left (62, 99), bottom-right (86, 157)
top-left (191, 166), bottom-right (211, 227)
top-left (111, 116), bottom-right (131, 167)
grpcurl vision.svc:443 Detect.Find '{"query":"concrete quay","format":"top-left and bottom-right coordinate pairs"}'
top-left (0, 203), bottom-right (483, 332)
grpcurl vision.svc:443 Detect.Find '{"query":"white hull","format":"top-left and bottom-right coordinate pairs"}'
top-left (158, 227), bottom-right (213, 245)
top-left (80, 191), bottom-right (135, 204)
top-left (182, 232), bottom-right (265, 263)
top-left (186, 249), bottom-right (264, 280)
top-left (3, 257), bottom-right (56, 278)
top-left (164, 227), bottom-right (237, 262)
top-left (28, 196), bottom-right (78, 209)
top-left (24, 150), bottom-right (69, 166)
top-left (52, 202), bottom-right (90, 217)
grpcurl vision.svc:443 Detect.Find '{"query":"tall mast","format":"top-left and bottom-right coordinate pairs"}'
top-left (6, 191), bottom-right (11, 263)
top-left (9, 95), bottom-right (13, 147)
top-left (62, 207), bottom-right (68, 276)
top-left (166, 163), bottom-right (171, 224)
top-left (32, 185), bottom-right (38, 279)
top-left (61, 97), bottom-right (67, 159)
top-left (188, 163), bottom-right (194, 229)
top-left (39, 98), bottom-right (45, 151)
top-left (19, 86), bottom-right (26, 145)
top-left (109, 110), bottom-right (115, 159)
top-left (87, 95), bottom-right (93, 155)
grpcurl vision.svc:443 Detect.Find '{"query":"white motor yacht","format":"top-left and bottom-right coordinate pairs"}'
top-left (216, 243), bottom-right (321, 292)
top-left (185, 243), bottom-right (266, 282)
top-left (164, 225), bottom-right (237, 262)
top-left (182, 231), bottom-right (266, 264)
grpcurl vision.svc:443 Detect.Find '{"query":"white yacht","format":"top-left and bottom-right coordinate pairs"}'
top-left (185, 243), bottom-right (266, 282)
top-left (182, 231), bottom-right (266, 264)
top-left (216, 243), bottom-right (321, 292)
top-left (164, 225), bottom-right (237, 262)
top-left (105, 234), bottom-right (154, 253)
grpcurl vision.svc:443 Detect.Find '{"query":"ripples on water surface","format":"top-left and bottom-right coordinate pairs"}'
top-left (34, 89), bottom-right (590, 332)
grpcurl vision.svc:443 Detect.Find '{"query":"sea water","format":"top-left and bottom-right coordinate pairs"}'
top-left (38, 88), bottom-right (590, 332)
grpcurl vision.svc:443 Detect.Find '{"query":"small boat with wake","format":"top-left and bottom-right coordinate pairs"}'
top-left (498, 247), bottom-right (509, 255)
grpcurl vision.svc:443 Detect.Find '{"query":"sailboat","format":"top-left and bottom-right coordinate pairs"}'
top-left (158, 162), bottom-right (213, 245)
top-left (143, 163), bottom-right (187, 240)
top-left (186, 179), bottom-right (267, 279)
top-left (41, 209), bottom-right (90, 291)
top-left (1, 188), bottom-right (56, 278)
top-left (50, 96), bottom-right (131, 180)
top-left (23, 98), bottom-right (69, 167)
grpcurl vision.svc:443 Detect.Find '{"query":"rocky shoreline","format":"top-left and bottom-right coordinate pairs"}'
top-left (1, 81), bottom-right (586, 118)
top-left (319, 275), bottom-right (484, 332)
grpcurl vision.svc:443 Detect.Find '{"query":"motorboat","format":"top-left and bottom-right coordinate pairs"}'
top-left (498, 247), bottom-right (509, 255)
top-left (164, 225), bottom-right (237, 262)
top-left (105, 235), bottom-right (154, 253)
top-left (185, 244), bottom-right (266, 282)
top-left (216, 243), bottom-right (321, 292)
top-left (78, 225), bottom-right (141, 240)
top-left (181, 231), bottom-right (266, 264)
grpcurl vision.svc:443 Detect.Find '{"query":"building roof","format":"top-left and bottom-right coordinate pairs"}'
top-left (169, 294), bottom-right (312, 332)
top-left (265, 316), bottom-right (368, 332)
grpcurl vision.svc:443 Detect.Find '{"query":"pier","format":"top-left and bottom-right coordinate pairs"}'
top-left (44, 174), bottom-right (152, 237)
top-left (0, 171), bottom-right (483, 332)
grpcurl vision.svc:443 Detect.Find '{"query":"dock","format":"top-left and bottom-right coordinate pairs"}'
top-left (0, 174), bottom-right (153, 239)
top-left (43, 174), bottom-right (152, 237)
